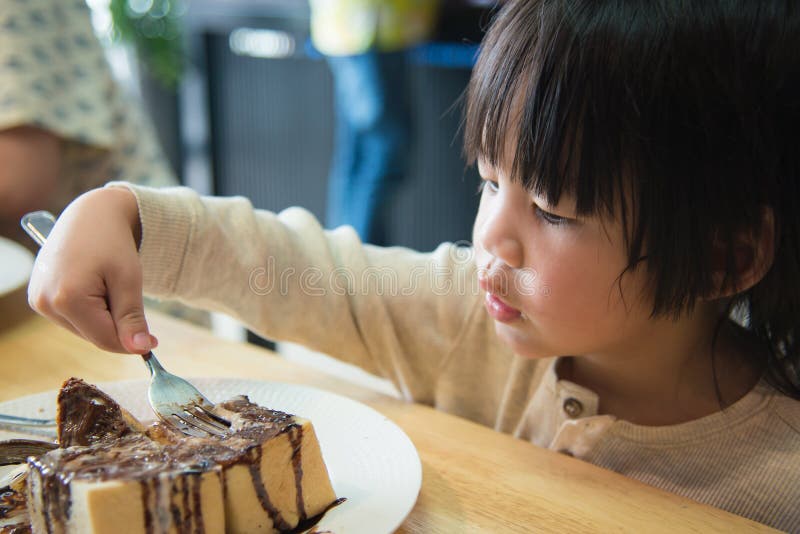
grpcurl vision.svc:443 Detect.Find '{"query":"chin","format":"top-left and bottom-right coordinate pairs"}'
top-left (494, 323), bottom-right (556, 359)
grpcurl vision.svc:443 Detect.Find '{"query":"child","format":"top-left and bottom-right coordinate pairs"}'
top-left (27, 0), bottom-right (799, 530)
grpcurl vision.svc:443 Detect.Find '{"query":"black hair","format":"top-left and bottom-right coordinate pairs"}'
top-left (464, 0), bottom-right (800, 399)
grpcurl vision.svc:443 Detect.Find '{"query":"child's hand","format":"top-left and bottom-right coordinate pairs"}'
top-left (27, 187), bottom-right (157, 355)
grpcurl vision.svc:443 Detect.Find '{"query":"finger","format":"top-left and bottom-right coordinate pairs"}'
top-left (27, 287), bottom-right (76, 335)
top-left (105, 266), bottom-right (155, 354)
top-left (54, 292), bottom-right (131, 353)
top-left (30, 276), bottom-right (121, 351)
top-left (42, 310), bottom-right (83, 339)
top-left (49, 315), bottom-right (81, 338)
top-left (29, 292), bottom-right (91, 341)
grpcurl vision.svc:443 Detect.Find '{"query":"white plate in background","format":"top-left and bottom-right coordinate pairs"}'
top-left (0, 378), bottom-right (422, 534)
top-left (0, 237), bottom-right (34, 297)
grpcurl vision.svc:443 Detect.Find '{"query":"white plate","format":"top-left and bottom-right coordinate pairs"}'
top-left (0, 237), bottom-right (34, 297)
top-left (0, 378), bottom-right (422, 534)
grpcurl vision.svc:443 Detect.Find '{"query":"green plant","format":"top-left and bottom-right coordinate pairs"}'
top-left (109, 0), bottom-right (185, 88)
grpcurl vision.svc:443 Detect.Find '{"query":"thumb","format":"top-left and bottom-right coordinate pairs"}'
top-left (107, 276), bottom-right (158, 354)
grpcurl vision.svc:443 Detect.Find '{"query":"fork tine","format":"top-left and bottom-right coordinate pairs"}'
top-left (184, 409), bottom-right (228, 437)
top-left (164, 414), bottom-right (205, 438)
top-left (166, 414), bottom-right (218, 438)
top-left (176, 410), bottom-right (228, 438)
top-left (187, 405), bottom-right (230, 432)
top-left (195, 404), bottom-right (232, 429)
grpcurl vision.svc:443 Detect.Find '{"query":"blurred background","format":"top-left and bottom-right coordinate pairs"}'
top-left (2, 0), bottom-right (498, 392)
top-left (93, 0), bottom-right (495, 250)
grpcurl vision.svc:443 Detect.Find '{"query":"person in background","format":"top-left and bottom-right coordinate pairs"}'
top-left (309, 0), bottom-right (440, 245)
top-left (0, 0), bottom-right (175, 241)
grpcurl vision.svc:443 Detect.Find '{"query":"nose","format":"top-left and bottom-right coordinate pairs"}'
top-left (476, 202), bottom-right (524, 269)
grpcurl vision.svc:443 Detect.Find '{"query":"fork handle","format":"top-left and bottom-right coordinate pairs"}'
top-left (0, 414), bottom-right (57, 438)
top-left (141, 351), bottom-right (166, 378)
top-left (0, 414), bottom-right (56, 427)
top-left (20, 210), bottom-right (56, 247)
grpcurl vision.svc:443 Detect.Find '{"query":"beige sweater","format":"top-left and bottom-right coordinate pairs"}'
top-left (123, 184), bottom-right (800, 532)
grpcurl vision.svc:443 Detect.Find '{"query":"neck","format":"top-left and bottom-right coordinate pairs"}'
top-left (559, 307), bottom-right (761, 426)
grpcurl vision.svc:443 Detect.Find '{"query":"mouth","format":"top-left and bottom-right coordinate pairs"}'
top-left (483, 292), bottom-right (522, 323)
top-left (477, 266), bottom-right (523, 323)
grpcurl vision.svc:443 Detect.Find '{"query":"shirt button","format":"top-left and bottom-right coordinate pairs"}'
top-left (563, 397), bottom-right (583, 418)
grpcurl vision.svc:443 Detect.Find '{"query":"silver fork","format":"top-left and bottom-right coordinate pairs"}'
top-left (0, 414), bottom-right (56, 439)
top-left (20, 210), bottom-right (230, 438)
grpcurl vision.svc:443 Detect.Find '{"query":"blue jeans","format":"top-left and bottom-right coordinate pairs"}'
top-left (324, 50), bottom-right (410, 245)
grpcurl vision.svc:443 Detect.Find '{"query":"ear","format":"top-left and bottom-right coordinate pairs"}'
top-left (708, 207), bottom-right (776, 299)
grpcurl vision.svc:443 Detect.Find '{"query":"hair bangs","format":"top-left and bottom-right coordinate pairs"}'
top-left (464, 1), bottom-right (629, 222)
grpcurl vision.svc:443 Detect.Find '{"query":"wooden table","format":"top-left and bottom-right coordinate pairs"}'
top-left (0, 298), bottom-right (775, 533)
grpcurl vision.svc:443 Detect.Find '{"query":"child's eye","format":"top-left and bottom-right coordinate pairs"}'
top-left (535, 205), bottom-right (569, 226)
top-left (478, 179), bottom-right (499, 194)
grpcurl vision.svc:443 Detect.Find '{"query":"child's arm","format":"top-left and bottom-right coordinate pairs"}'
top-left (29, 184), bottom-right (484, 402)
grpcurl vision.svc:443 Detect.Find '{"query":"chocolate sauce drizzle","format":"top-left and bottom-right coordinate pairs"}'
top-left (141, 471), bottom-right (210, 534)
top-left (289, 424), bottom-right (306, 521)
top-left (190, 473), bottom-right (204, 534)
top-left (30, 456), bottom-right (71, 534)
top-left (179, 476), bottom-right (190, 533)
top-left (247, 445), bottom-right (292, 532)
top-left (140, 479), bottom-right (153, 534)
top-left (290, 497), bottom-right (347, 534)
top-left (57, 378), bottom-right (135, 448)
top-left (28, 392), bottom-right (341, 533)
top-left (219, 398), bottom-right (314, 532)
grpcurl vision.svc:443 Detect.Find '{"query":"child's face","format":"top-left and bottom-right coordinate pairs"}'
top-left (473, 159), bottom-right (657, 359)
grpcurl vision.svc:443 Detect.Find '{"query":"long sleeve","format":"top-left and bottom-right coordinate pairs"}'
top-left (111, 183), bottom-right (800, 531)
top-left (120, 183), bottom-right (481, 403)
